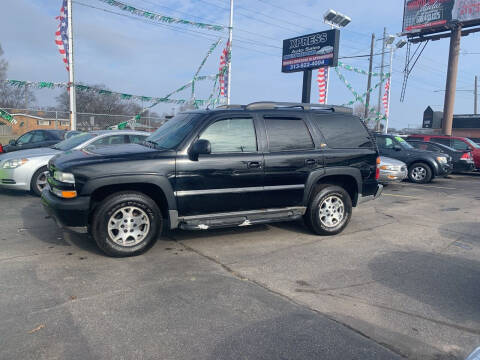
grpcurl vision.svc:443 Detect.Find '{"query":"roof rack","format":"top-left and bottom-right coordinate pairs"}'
top-left (244, 102), bottom-right (352, 114)
top-left (215, 104), bottom-right (245, 110)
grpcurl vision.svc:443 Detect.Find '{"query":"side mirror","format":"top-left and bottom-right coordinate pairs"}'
top-left (190, 139), bottom-right (211, 160)
top-left (394, 145), bottom-right (402, 151)
top-left (9, 139), bottom-right (16, 146)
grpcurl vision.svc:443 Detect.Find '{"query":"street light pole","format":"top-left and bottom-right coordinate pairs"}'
top-left (226, 0), bottom-right (233, 105)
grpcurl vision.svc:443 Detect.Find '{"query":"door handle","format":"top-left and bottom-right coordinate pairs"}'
top-left (305, 159), bottom-right (316, 166)
top-left (247, 161), bottom-right (261, 169)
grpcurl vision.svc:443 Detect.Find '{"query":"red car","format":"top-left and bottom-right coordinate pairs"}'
top-left (407, 135), bottom-right (480, 169)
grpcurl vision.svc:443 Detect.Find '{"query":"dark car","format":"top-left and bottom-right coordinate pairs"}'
top-left (42, 102), bottom-right (383, 257)
top-left (407, 134), bottom-right (480, 170)
top-left (375, 134), bottom-right (452, 184)
top-left (406, 140), bottom-right (474, 173)
top-left (1, 130), bottom-right (66, 153)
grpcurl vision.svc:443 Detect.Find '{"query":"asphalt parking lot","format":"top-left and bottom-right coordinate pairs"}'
top-left (1, 174), bottom-right (479, 360)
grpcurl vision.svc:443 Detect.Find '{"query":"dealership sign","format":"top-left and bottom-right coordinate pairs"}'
top-left (282, 29), bottom-right (340, 73)
top-left (403, 0), bottom-right (480, 33)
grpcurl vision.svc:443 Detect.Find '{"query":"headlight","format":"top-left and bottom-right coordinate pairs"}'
top-left (2, 158), bottom-right (29, 169)
top-left (436, 156), bottom-right (447, 164)
top-left (380, 165), bottom-right (401, 171)
top-left (53, 170), bottom-right (75, 183)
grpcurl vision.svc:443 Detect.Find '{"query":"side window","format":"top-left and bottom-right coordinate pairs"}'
top-left (265, 118), bottom-right (314, 152)
top-left (312, 115), bottom-right (373, 149)
top-left (129, 135), bottom-right (148, 144)
top-left (431, 138), bottom-right (451, 146)
top-left (451, 139), bottom-right (470, 150)
top-left (375, 136), bottom-right (394, 149)
top-left (200, 118), bottom-right (257, 153)
top-left (91, 135), bottom-right (128, 146)
top-left (31, 131), bottom-right (47, 143)
top-left (16, 132), bottom-right (34, 145)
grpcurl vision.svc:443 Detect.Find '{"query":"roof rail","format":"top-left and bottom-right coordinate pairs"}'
top-left (244, 101), bottom-right (352, 114)
top-left (216, 104), bottom-right (245, 110)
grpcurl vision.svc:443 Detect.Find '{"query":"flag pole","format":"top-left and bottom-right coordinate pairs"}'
top-left (226, 0), bottom-right (233, 105)
top-left (384, 46), bottom-right (394, 134)
top-left (67, 0), bottom-right (77, 130)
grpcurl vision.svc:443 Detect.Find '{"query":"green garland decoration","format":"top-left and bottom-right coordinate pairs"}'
top-left (337, 61), bottom-right (390, 78)
top-left (0, 108), bottom-right (16, 125)
top-left (192, 38), bottom-right (222, 104)
top-left (98, 0), bottom-right (225, 31)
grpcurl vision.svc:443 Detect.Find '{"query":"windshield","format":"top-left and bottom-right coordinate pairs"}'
top-left (52, 133), bottom-right (96, 151)
top-left (465, 138), bottom-right (480, 148)
top-left (395, 136), bottom-right (414, 149)
top-left (146, 113), bottom-right (203, 150)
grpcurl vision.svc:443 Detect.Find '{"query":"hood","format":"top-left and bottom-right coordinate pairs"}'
top-left (0, 147), bottom-right (61, 161)
top-left (380, 156), bottom-right (406, 167)
top-left (50, 143), bottom-right (162, 171)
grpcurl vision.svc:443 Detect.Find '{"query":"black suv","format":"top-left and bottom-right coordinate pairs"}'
top-left (42, 102), bottom-right (382, 257)
top-left (375, 134), bottom-right (452, 183)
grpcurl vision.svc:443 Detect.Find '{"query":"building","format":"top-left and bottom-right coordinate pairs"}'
top-left (422, 106), bottom-right (480, 141)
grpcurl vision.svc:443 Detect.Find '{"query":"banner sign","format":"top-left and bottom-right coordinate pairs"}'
top-left (281, 29), bottom-right (339, 73)
top-left (403, 0), bottom-right (480, 33)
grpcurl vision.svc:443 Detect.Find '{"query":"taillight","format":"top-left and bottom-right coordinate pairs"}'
top-left (376, 157), bottom-right (381, 180)
top-left (461, 152), bottom-right (471, 160)
top-left (0, 144), bottom-right (3, 153)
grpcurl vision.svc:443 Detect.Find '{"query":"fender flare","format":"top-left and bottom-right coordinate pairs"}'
top-left (303, 167), bottom-right (363, 206)
top-left (81, 174), bottom-right (177, 210)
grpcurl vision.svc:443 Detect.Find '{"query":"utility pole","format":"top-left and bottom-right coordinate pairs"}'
top-left (365, 33), bottom-right (375, 120)
top-left (475, 75), bottom-right (478, 115)
top-left (442, 24), bottom-right (462, 136)
top-left (377, 27), bottom-right (387, 114)
top-left (67, 0), bottom-right (77, 130)
top-left (226, 0), bottom-right (233, 105)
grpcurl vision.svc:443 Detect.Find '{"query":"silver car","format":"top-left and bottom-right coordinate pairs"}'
top-left (378, 156), bottom-right (408, 184)
top-left (0, 130), bottom-right (149, 195)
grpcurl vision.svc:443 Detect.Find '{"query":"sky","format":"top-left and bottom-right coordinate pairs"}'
top-left (1, 0), bottom-right (480, 129)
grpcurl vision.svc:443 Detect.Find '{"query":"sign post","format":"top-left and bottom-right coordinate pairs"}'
top-left (282, 29), bottom-right (340, 104)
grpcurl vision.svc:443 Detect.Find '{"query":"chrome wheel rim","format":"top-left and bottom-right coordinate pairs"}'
top-left (107, 206), bottom-right (150, 247)
top-left (319, 195), bottom-right (345, 228)
top-left (36, 171), bottom-right (50, 193)
top-left (411, 166), bottom-right (426, 181)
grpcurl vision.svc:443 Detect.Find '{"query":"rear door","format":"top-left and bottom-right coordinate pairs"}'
top-left (262, 114), bottom-right (322, 208)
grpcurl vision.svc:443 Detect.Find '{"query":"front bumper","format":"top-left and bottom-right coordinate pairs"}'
top-left (379, 168), bottom-right (408, 183)
top-left (0, 167), bottom-right (30, 191)
top-left (436, 163), bottom-right (452, 177)
top-left (41, 188), bottom-right (90, 228)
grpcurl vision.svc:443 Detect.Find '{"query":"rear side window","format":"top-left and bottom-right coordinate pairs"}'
top-left (431, 137), bottom-right (451, 146)
top-left (312, 115), bottom-right (373, 149)
top-left (451, 139), bottom-right (470, 150)
top-left (265, 118), bottom-right (314, 152)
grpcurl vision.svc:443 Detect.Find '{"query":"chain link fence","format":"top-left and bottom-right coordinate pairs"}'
top-left (3, 108), bottom-right (167, 132)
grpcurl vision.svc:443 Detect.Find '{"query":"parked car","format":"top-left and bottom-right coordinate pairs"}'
top-left (0, 130), bottom-right (149, 196)
top-left (42, 102), bottom-right (383, 257)
top-left (378, 156), bottom-right (408, 184)
top-left (375, 134), bottom-right (452, 184)
top-left (407, 134), bottom-right (480, 169)
top-left (65, 130), bottom-right (83, 139)
top-left (0, 130), bottom-right (66, 154)
top-left (406, 140), bottom-right (475, 173)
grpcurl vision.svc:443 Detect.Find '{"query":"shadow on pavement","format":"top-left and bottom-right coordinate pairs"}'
top-left (369, 251), bottom-right (480, 324)
top-left (438, 222), bottom-right (480, 242)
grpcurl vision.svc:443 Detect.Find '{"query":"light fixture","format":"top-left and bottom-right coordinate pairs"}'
top-left (396, 39), bottom-right (407, 48)
top-left (323, 9), bottom-right (351, 28)
top-left (385, 35), bottom-right (396, 45)
top-left (323, 9), bottom-right (338, 22)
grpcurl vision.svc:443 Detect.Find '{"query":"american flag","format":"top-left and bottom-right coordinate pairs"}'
top-left (219, 41), bottom-right (230, 97)
top-left (55, 0), bottom-right (69, 71)
top-left (317, 67), bottom-right (328, 104)
top-left (382, 78), bottom-right (391, 117)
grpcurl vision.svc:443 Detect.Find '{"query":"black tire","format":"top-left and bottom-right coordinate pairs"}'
top-left (304, 185), bottom-right (352, 236)
top-left (30, 166), bottom-right (49, 196)
top-left (91, 191), bottom-right (162, 257)
top-left (408, 162), bottom-right (432, 184)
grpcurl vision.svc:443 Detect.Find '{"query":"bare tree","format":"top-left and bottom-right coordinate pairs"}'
top-left (0, 43), bottom-right (36, 109)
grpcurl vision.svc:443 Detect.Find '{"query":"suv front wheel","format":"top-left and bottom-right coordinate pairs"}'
top-left (304, 185), bottom-right (352, 236)
top-left (91, 192), bottom-right (162, 257)
top-left (408, 162), bottom-right (432, 184)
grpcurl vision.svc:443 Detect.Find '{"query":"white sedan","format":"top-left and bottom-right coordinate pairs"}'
top-left (378, 156), bottom-right (408, 184)
top-left (0, 130), bottom-right (149, 195)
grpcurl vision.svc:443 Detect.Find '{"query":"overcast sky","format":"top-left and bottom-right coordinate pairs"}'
top-left (1, 0), bottom-right (479, 129)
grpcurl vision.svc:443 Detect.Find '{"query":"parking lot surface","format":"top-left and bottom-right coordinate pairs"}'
top-left (1, 174), bottom-right (479, 359)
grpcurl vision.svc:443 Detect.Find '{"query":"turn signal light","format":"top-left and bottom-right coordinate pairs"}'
top-left (375, 157), bottom-right (381, 180)
top-left (52, 188), bottom-right (77, 199)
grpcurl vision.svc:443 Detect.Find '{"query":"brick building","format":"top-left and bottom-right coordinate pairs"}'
top-left (0, 109), bottom-right (70, 139)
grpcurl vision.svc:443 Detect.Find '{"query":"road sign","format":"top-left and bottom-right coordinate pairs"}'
top-left (282, 29), bottom-right (340, 73)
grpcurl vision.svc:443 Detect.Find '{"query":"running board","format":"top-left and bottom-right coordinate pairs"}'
top-left (178, 207), bottom-right (307, 231)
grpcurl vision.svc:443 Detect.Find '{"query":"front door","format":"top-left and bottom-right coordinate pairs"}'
top-left (175, 116), bottom-right (264, 216)
top-left (262, 115), bottom-right (323, 208)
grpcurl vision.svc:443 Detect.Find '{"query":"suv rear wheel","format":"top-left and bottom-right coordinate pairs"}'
top-left (304, 185), bottom-right (352, 236)
top-left (408, 162), bottom-right (432, 184)
top-left (91, 191), bottom-right (162, 257)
